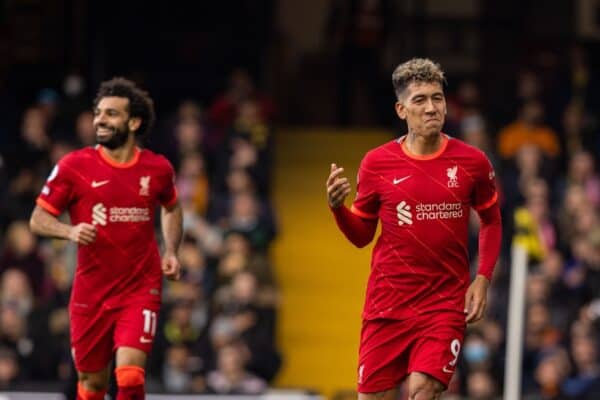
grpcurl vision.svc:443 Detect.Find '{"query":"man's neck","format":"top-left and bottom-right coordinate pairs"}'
top-left (101, 141), bottom-right (137, 164)
top-left (404, 131), bottom-right (442, 155)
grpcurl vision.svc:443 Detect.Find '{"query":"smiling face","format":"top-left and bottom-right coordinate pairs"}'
top-left (93, 96), bottom-right (140, 150)
top-left (395, 81), bottom-right (446, 139)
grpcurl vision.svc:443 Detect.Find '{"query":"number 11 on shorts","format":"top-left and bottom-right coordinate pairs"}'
top-left (142, 309), bottom-right (157, 336)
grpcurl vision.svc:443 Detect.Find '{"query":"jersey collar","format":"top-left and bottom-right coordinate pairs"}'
top-left (397, 133), bottom-right (449, 160)
top-left (96, 145), bottom-right (141, 168)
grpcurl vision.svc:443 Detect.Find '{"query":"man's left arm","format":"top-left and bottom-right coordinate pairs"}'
top-left (161, 202), bottom-right (183, 280)
top-left (465, 201), bottom-right (502, 323)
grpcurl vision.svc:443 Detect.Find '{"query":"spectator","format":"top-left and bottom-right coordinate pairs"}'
top-left (74, 110), bottom-right (95, 147)
top-left (563, 335), bottom-right (600, 398)
top-left (525, 349), bottom-right (571, 400)
top-left (211, 270), bottom-right (280, 381)
top-left (0, 346), bottom-right (20, 389)
top-left (162, 344), bottom-right (205, 393)
top-left (205, 341), bottom-right (266, 395)
top-left (208, 68), bottom-right (275, 136)
top-left (0, 221), bottom-right (46, 298)
top-left (497, 99), bottom-right (561, 161)
top-left (467, 370), bottom-right (499, 400)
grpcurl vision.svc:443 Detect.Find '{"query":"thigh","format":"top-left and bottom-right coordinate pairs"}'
top-left (113, 301), bottom-right (161, 355)
top-left (407, 312), bottom-right (466, 389)
top-left (70, 307), bottom-right (115, 372)
top-left (357, 319), bottom-right (414, 394)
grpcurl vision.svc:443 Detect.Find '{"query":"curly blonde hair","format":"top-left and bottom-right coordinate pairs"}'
top-left (392, 58), bottom-right (446, 100)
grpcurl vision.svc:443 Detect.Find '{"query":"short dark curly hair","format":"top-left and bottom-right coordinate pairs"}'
top-left (94, 77), bottom-right (155, 136)
top-left (392, 58), bottom-right (446, 100)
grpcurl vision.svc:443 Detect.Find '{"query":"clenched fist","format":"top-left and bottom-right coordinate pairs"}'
top-left (69, 223), bottom-right (97, 245)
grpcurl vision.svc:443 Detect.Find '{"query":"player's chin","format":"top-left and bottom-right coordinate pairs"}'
top-left (424, 126), bottom-right (442, 136)
top-left (95, 133), bottom-right (114, 143)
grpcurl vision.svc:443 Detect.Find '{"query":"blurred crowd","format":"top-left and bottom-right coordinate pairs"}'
top-left (0, 68), bottom-right (281, 396)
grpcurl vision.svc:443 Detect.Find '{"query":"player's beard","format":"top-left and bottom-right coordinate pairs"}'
top-left (95, 122), bottom-right (130, 150)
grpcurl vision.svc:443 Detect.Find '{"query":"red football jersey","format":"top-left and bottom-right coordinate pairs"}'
top-left (36, 146), bottom-right (177, 312)
top-left (352, 134), bottom-right (497, 320)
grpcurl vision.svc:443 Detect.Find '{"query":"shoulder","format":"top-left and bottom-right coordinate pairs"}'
top-left (447, 136), bottom-right (491, 166)
top-left (60, 147), bottom-right (96, 164)
top-left (361, 139), bottom-right (398, 166)
top-left (139, 148), bottom-right (175, 172)
top-left (56, 147), bottom-right (97, 174)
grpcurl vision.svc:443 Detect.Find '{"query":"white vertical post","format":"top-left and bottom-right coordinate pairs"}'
top-left (504, 245), bottom-right (529, 400)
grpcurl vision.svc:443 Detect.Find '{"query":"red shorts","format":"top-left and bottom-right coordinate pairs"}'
top-left (70, 301), bottom-right (161, 372)
top-left (357, 311), bottom-right (465, 393)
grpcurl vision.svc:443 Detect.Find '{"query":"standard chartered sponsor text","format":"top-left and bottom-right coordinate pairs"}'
top-left (109, 207), bottom-right (150, 222)
top-left (415, 202), bottom-right (463, 220)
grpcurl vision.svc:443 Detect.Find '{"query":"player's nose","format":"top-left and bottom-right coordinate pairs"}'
top-left (424, 98), bottom-right (436, 112)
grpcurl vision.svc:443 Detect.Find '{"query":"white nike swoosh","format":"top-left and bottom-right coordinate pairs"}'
top-left (91, 180), bottom-right (110, 188)
top-left (139, 336), bottom-right (153, 343)
top-left (442, 366), bottom-right (455, 374)
top-left (393, 176), bottom-right (411, 185)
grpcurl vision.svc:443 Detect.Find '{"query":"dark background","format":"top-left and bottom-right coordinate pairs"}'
top-left (0, 0), bottom-right (597, 132)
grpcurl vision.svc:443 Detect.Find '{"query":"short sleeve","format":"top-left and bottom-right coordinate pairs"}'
top-left (158, 158), bottom-right (178, 209)
top-left (351, 152), bottom-right (380, 219)
top-left (36, 158), bottom-right (75, 216)
top-left (472, 153), bottom-right (498, 211)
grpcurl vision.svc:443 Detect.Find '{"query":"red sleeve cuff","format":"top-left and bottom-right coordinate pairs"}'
top-left (350, 204), bottom-right (378, 219)
top-left (330, 205), bottom-right (377, 248)
top-left (474, 192), bottom-right (498, 211)
top-left (161, 188), bottom-right (178, 210)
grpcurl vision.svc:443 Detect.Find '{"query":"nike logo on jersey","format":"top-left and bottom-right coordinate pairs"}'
top-left (442, 366), bottom-right (455, 374)
top-left (139, 336), bottom-right (153, 344)
top-left (91, 180), bottom-right (110, 188)
top-left (393, 175), bottom-right (411, 185)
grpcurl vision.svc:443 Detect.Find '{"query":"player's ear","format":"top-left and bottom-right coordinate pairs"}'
top-left (395, 101), bottom-right (407, 120)
top-left (128, 117), bottom-right (142, 133)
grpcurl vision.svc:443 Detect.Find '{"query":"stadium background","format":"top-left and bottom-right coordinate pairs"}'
top-left (1, 0), bottom-right (600, 398)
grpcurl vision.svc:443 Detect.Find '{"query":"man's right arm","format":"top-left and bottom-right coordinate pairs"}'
top-left (29, 205), bottom-right (96, 245)
top-left (330, 205), bottom-right (377, 248)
